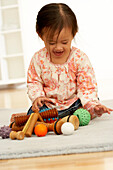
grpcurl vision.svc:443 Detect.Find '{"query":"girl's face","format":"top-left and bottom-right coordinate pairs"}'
top-left (42, 27), bottom-right (74, 64)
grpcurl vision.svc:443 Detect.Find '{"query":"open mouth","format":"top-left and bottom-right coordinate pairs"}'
top-left (53, 51), bottom-right (64, 56)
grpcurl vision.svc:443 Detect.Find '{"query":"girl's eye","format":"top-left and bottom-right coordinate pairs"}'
top-left (49, 41), bottom-right (68, 45)
top-left (62, 42), bottom-right (68, 44)
top-left (49, 42), bottom-right (55, 45)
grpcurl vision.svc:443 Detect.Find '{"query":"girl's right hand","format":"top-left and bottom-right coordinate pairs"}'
top-left (32, 97), bottom-right (55, 112)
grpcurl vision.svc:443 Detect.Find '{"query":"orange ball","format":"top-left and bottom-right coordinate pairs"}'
top-left (34, 124), bottom-right (48, 137)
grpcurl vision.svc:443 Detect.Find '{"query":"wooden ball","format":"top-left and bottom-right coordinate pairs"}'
top-left (61, 122), bottom-right (74, 135)
top-left (34, 124), bottom-right (48, 137)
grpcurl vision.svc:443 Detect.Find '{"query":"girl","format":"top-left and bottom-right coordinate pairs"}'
top-left (27, 3), bottom-right (113, 119)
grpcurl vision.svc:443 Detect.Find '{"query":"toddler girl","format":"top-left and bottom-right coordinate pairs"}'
top-left (27, 3), bottom-right (112, 119)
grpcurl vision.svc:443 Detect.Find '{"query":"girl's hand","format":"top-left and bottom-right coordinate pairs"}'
top-left (32, 97), bottom-right (55, 112)
top-left (94, 104), bottom-right (113, 117)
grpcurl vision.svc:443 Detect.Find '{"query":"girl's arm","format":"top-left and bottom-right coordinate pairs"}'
top-left (27, 53), bottom-right (55, 111)
top-left (76, 52), bottom-right (113, 118)
top-left (27, 56), bottom-right (45, 102)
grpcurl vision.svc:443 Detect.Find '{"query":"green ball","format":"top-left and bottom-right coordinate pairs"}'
top-left (73, 108), bottom-right (91, 126)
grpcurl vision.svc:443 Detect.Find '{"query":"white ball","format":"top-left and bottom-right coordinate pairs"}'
top-left (61, 122), bottom-right (74, 135)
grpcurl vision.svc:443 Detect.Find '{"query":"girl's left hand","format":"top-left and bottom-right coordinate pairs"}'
top-left (94, 104), bottom-right (113, 117)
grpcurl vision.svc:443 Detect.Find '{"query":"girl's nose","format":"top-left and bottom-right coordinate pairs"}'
top-left (55, 43), bottom-right (63, 51)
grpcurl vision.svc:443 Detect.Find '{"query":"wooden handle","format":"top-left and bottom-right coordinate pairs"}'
top-left (47, 123), bottom-right (54, 131)
top-left (35, 121), bottom-right (54, 131)
top-left (11, 122), bottom-right (24, 131)
top-left (53, 115), bottom-right (79, 135)
top-left (22, 113), bottom-right (34, 134)
top-left (53, 120), bottom-right (64, 135)
top-left (67, 115), bottom-right (79, 130)
top-left (25, 112), bottom-right (39, 137)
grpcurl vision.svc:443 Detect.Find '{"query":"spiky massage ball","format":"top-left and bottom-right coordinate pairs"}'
top-left (73, 108), bottom-right (91, 126)
top-left (0, 125), bottom-right (12, 139)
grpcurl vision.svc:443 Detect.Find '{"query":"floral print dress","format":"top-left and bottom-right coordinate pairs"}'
top-left (27, 46), bottom-right (100, 113)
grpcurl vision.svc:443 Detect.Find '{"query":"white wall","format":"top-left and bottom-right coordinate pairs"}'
top-left (20, 0), bottom-right (113, 100)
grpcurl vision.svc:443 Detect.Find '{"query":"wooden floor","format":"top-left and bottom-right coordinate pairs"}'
top-left (0, 87), bottom-right (113, 170)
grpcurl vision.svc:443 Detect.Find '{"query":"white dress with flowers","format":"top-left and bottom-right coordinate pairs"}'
top-left (27, 47), bottom-right (100, 113)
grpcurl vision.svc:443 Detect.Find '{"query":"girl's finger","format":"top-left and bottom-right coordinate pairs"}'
top-left (106, 108), bottom-right (111, 114)
top-left (42, 98), bottom-right (55, 104)
top-left (94, 106), bottom-right (105, 115)
top-left (94, 106), bottom-right (99, 111)
top-left (32, 103), bottom-right (39, 111)
top-left (38, 100), bottom-right (43, 107)
top-left (108, 108), bottom-right (113, 111)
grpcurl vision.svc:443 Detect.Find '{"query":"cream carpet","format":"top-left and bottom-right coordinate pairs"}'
top-left (0, 100), bottom-right (113, 160)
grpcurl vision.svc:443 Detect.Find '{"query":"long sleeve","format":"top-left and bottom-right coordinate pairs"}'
top-left (27, 47), bottom-right (100, 112)
top-left (76, 52), bottom-right (100, 113)
top-left (27, 55), bottom-right (45, 102)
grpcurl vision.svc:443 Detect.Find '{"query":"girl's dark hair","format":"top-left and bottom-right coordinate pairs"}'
top-left (36, 3), bottom-right (78, 39)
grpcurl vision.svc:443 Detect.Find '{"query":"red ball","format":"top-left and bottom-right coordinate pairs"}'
top-left (34, 124), bottom-right (48, 137)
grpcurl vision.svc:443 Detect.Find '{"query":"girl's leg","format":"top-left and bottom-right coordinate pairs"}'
top-left (27, 99), bottom-right (82, 118)
top-left (58, 99), bottom-right (82, 118)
